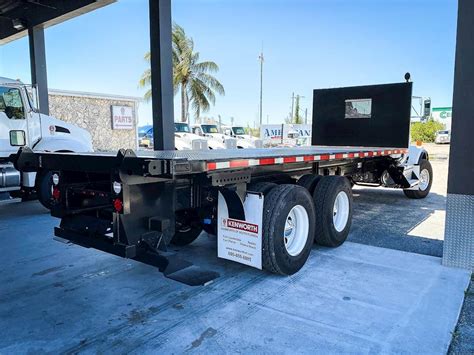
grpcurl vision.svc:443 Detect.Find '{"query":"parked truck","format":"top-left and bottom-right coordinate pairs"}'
top-left (222, 125), bottom-right (263, 149)
top-left (0, 77), bottom-right (93, 208)
top-left (139, 123), bottom-right (209, 150)
top-left (12, 80), bottom-right (432, 286)
top-left (191, 123), bottom-right (236, 149)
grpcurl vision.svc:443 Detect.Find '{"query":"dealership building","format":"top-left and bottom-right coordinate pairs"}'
top-left (48, 89), bottom-right (141, 151)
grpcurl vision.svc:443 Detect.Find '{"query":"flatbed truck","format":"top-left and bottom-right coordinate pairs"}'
top-left (12, 80), bottom-right (432, 285)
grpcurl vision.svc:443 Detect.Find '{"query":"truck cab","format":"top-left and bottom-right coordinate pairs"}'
top-left (222, 126), bottom-right (263, 149)
top-left (0, 77), bottom-right (93, 208)
top-left (191, 124), bottom-right (229, 149)
top-left (138, 123), bottom-right (208, 150)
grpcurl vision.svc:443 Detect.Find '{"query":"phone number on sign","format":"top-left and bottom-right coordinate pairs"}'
top-left (228, 251), bottom-right (252, 262)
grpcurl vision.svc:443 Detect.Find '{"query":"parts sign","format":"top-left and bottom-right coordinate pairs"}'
top-left (217, 192), bottom-right (263, 269)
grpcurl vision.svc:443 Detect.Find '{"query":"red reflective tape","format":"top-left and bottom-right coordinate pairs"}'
top-left (304, 155), bottom-right (314, 162)
top-left (229, 160), bottom-right (249, 168)
top-left (283, 156), bottom-right (297, 163)
top-left (320, 154), bottom-right (330, 160)
top-left (367, 151), bottom-right (374, 157)
top-left (207, 162), bottom-right (217, 170)
top-left (259, 158), bottom-right (275, 165)
top-left (335, 153), bottom-right (344, 159)
top-left (348, 153), bottom-right (355, 158)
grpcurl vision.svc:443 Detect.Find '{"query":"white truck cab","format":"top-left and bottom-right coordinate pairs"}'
top-left (191, 124), bottom-right (229, 149)
top-left (222, 126), bottom-right (263, 149)
top-left (0, 77), bottom-right (93, 208)
top-left (138, 123), bottom-right (208, 150)
top-left (174, 122), bottom-right (208, 150)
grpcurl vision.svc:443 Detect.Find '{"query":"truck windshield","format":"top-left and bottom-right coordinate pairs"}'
top-left (175, 123), bottom-right (190, 133)
top-left (232, 127), bottom-right (246, 135)
top-left (0, 87), bottom-right (24, 119)
top-left (201, 125), bottom-right (219, 134)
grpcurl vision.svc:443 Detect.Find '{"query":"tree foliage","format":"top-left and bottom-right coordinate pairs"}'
top-left (139, 24), bottom-right (224, 122)
top-left (410, 120), bottom-right (445, 142)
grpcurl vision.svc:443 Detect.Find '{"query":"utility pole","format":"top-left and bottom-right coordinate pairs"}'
top-left (290, 92), bottom-right (295, 120)
top-left (304, 108), bottom-right (308, 124)
top-left (258, 51), bottom-right (264, 128)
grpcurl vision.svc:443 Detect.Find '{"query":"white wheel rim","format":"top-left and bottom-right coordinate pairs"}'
top-left (333, 191), bottom-right (350, 232)
top-left (284, 205), bottom-right (309, 256)
top-left (419, 169), bottom-right (430, 191)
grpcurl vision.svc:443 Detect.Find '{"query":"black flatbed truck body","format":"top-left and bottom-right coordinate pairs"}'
top-left (12, 81), bottom-right (428, 285)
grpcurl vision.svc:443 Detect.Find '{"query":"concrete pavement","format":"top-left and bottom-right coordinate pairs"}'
top-left (0, 199), bottom-right (470, 354)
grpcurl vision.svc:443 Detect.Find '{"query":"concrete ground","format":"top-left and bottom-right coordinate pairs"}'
top-left (0, 200), bottom-right (470, 354)
top-left (1, 143), bottom-right (472, 353)
top-left (349, 158), bottom-right (448, 257)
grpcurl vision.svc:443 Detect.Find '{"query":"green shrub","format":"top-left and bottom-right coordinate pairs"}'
top-left (410, 120), bottom-right (445, 143)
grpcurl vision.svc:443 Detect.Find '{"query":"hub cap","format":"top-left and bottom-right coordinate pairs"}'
top-left (333, 191), bottom-right (350, 232)
top-left (419, 169), bottom-right (430, 191)
top-left (284, 205), bottom-right (309, 256)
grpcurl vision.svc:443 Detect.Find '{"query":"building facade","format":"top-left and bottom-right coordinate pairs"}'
top-left (48, 89), bottom-right (140, 151)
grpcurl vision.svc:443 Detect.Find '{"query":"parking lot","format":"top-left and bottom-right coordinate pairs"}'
top-left (1, 143), bottom-right (471, 354)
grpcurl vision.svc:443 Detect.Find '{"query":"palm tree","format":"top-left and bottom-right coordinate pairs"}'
top-left (139, 24), bottom-right (225, 122)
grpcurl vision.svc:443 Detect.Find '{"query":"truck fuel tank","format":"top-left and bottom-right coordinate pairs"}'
top-left (0, 163), bottom-right (21, 189)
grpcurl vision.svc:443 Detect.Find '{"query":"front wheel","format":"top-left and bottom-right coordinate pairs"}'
top-left (36, 170), bottom-right (53, 210)
top-left (404, 159), bottom-right (433, 199)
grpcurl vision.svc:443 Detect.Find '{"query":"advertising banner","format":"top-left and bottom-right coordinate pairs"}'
top-left (217, 192), bottom-right (263, 269)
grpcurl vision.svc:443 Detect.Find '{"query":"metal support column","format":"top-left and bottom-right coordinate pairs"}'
top-left (149, 0), bottom-right (175, 150)
top-left (443, 0), bottom-right (474, 270)
top-left (28, 26), bottom-right (49, 115)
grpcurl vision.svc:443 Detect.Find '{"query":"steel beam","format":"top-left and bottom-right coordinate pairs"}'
top-left (443, 0), bottom-right (474, 270)
top-left (149, 0), bottom-right (175, 150)
top-left (28, 26), bottom-right (49, 115)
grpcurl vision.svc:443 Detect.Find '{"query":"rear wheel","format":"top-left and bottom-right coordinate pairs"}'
top-left (36, 170), bottom-right (53, 210)
top-left (262, 184), bottom-right (315, 275)
top-left (313, 176), bottom-right (353, 247)
top-left (297, 174), bottom-right (322, 195)
top-left (171, 210), bottom-right (203, 246)
top-left (403, 159), bottom-right (433, 199)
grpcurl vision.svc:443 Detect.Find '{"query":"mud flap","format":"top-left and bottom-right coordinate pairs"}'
top-left (217, 191), bottom-right (264, 269)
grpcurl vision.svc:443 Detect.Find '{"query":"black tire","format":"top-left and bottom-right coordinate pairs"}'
top-left (403, 159), bottom-right (433, 199)
top-left (36, 170), bottom-right (53, 210)
top-left (297, 174), bottom-right (322, 195)
top-left (262, 184), bottom-right (316, 275)
top-left (248, 182), bottom-right (277, 195)
top-left (313, 176), bottom-right (353, 247)
top-left (171, 210), bottom-right (203, 246)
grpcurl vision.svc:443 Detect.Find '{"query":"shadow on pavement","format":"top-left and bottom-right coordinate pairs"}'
top-left (349, 186), bottom-right (445, 257)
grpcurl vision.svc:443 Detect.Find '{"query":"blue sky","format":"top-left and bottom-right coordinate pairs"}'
top-left (0, 0), bottom-right (457, 127)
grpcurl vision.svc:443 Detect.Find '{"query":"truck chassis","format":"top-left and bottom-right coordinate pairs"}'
top-left (13, 144), bottom-right (430, 285)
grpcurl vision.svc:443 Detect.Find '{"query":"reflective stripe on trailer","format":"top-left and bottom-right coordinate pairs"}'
top-left (206, 149), bottom-right (408, 172)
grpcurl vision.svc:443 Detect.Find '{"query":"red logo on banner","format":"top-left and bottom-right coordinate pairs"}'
top-left (225, 218), bottom-right (258, 234)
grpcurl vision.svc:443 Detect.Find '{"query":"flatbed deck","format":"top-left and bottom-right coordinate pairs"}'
top-left (17, 146), bottom-right (408, 177)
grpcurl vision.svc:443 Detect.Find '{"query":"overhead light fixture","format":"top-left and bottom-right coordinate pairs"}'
top-left (12, 18), bottom-right (26, 31)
